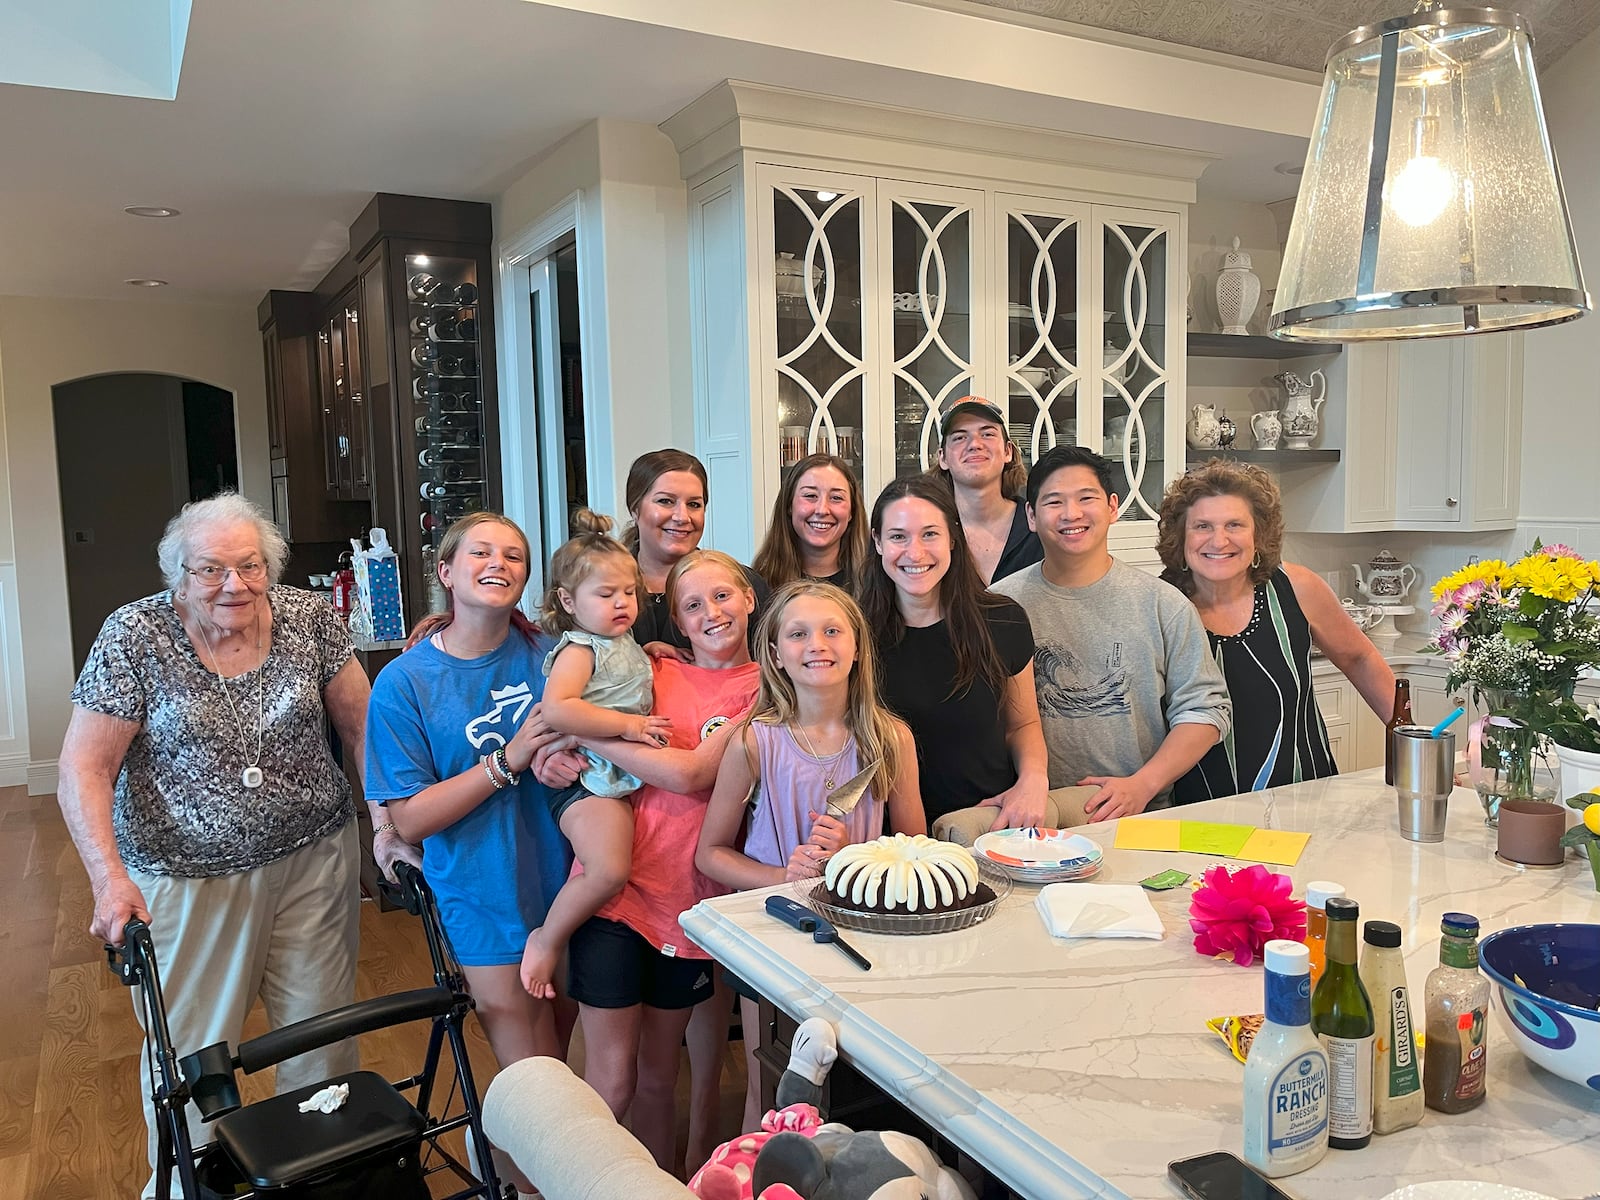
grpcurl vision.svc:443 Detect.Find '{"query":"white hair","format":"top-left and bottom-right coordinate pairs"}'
top-left (156, 492), bottom-right (288, 592)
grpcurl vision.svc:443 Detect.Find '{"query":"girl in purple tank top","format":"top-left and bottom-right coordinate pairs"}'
top-left (695, 580), bottom-right (926, 1130)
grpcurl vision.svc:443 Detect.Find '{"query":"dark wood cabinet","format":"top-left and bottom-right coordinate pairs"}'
top-left (263, 195), bottom-right (498, 630)
top-left (257, 290), bottom-right (369, 547)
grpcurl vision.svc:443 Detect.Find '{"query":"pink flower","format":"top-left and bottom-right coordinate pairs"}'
top-left (1542, 543), bottom-right (1578, 559)
top-left (1188, 864), bottom-right (1306, 967)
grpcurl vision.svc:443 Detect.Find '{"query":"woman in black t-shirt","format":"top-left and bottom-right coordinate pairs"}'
top-left (752, 453), bottom-right (869, 592)
top-left (860, 475), bottom-right (1049, 828)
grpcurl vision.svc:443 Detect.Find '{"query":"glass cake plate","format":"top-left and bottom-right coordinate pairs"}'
top-left (794, 857), bottom-right (1013, 936)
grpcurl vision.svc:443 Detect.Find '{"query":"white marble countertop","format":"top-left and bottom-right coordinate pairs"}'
top-left (681, 772), bottom-right (1600, 1200)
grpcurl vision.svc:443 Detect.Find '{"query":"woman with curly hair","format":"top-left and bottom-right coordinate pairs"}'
top-left (752, 453), bottom-right (869, 591)
top-left (1156, 459), bottom-right (1395, 803)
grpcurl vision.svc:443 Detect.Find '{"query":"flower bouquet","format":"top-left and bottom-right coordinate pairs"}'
top-left (1429, 542), bottom-right (1600, 822)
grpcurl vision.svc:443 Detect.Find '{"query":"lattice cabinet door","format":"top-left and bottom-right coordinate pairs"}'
top-left (874, 181), bottom-right (984, 486)
top-left (993, 195), bottom-right (1092, 474)
top-left (755, 165), bottom-right (877, 498)
top-left (1093, 205), bottom-right (1183, 540)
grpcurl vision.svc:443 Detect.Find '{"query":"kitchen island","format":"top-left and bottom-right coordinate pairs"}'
top-left (680, 771), bottom-right (1600, 1200)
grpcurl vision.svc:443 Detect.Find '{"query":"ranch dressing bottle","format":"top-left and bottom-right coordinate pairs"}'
top-left (1359, 920), bottom-right (1424, 1134)
top-left (1243, 940), bottom-right (1331, 1176)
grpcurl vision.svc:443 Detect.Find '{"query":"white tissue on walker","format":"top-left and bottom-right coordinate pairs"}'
top-left (298, 1082), bottom-right (350, 1114)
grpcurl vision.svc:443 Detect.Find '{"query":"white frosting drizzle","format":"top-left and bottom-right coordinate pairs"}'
top-left (823, 834), bottom-right (979, 911)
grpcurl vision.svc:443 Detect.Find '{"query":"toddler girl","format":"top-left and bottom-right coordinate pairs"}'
top-left (520, 509), bottom-right (669, 998)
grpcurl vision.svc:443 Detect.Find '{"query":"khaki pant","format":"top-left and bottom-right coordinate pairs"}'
top-left (129, 822), bottom-right (361, 1196)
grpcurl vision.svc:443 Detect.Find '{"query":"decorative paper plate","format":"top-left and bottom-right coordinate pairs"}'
top-left (974, 828), bottom-right (1102, 870)
top-left (795, 858), bottom-right (1013, 936)
top-left (1378, 1185), bottom-right (1558, 1200)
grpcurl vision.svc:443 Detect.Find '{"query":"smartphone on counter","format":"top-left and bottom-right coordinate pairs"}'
top-left (1167, 1152), bottom-right (1301, 1200)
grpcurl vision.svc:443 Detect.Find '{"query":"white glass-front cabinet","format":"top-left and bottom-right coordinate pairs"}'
top-left (699, 167), bottom-right (1185, 559)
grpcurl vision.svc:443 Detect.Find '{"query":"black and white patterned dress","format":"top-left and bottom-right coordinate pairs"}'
top-left (71, 586), bottom-right (356, 877)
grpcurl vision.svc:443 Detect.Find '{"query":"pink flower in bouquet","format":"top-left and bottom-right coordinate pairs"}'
top-left (1188, 864), bottom-right (1306, 967)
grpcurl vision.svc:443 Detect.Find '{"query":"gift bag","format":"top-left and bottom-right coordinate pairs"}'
top-left (352, 529), bottom-right (406, 641)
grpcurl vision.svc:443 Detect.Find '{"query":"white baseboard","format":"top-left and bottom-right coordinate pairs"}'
top-left (0, 751), bottom-right (26, 787)
top-left (28, 758), bottom-right (58, 796)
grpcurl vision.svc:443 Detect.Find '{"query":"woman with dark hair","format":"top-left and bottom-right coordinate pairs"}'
top-left (752, 453), bottom-right (869, 591)
top-left (620, 448), bottom-right (770, 648)
top-left (860, 474), bottom-right (1049, 828)
top-left (1156, 459), bottom-right (1395, 803)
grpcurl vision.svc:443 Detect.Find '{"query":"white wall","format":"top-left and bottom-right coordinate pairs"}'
top-left (0, 296), bottom-right (267, 790)
top-left (495, 118), bottom-right (694, 534)
top-left (1517, 26), bottom-right (1600, 539)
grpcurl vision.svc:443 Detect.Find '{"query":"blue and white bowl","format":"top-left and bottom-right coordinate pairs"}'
top-left (1478, 922), bottom-right (1600, 1094)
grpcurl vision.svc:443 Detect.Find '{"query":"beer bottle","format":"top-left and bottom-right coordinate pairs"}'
top-left (1385, 677), bottom-right (1414, 785)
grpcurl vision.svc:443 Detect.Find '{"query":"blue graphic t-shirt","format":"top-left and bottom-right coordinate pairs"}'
top-left (366, 631), bottom-right (573, 966)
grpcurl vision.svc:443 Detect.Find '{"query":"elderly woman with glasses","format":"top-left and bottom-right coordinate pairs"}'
top-left (57, 491), bottom-right (375, 1190)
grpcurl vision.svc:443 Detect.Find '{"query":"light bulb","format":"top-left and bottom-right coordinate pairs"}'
top-left (815, 191), bottom-right (838, 202)
top-left (1386, 155), bottom-right (1456, 227)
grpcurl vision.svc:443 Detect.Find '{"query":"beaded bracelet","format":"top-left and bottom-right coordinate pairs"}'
top-left (373, 821), bottom-right (398, 837)
top-left (494, 745), bottom-right (520, 786)
top-left (482, 754), bottom-right (508, 790)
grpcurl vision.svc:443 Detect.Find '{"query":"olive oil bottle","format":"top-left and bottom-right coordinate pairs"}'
top-left (1311, 897), bottom-right (1376, 1150)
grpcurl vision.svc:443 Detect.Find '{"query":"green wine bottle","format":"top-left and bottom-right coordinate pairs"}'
top-left (1311, 896), bottom-right (1376, 1150)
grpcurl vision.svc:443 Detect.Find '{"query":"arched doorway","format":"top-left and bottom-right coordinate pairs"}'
top-left (52, 373), bottom-right (238, 672)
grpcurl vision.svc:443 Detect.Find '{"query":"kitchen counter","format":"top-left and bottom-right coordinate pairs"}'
top-left (680, 773), bottom-right (1600, 1200)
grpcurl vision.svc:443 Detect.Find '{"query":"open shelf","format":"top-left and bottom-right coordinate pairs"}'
top-left (1187, 332), bottom-right (1341, 360)
top-left (1186, 448), bottom-right (1341, 464)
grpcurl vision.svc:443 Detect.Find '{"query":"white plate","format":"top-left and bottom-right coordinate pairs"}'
top-left (1379, 1185), bottom-right (1558, 1200)
top-left (974, 828), bottom-right (1102, 870)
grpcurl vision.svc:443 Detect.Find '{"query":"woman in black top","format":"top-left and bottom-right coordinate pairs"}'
top-left (620, 448), bottom-right (770, 650)
top-left (752, 453), bottom-right (869, 592)
top-left (860, 474), bottom-right (1049, 828)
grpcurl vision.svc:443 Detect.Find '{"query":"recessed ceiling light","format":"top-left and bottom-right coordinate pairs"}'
top-left (125, 278), bottom-right (169, 287)
top-left (123, 206), bottom-right (181, 218)
top-left (1274, 162), bottom-right (1305, 177)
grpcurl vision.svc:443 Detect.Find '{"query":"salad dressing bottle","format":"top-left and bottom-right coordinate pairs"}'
top-left (1359, 920), bottom-right (1424, 1133)
top-left (1424, 912), bottom-right (1490, 1113)
top-left (1243, 940), bottom-right (1330, 1176)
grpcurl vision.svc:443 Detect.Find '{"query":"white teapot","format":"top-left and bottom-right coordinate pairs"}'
top-left (1351, 549), bottom-right (1418, 604)
top-left (1186, 404), bottom-right (1222, 449)
top-left (1274, 368), bottom-right (1327, 449)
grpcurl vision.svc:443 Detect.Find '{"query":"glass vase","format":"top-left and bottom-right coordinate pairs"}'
top-left (1469, 690), bottom-right (1557, 827)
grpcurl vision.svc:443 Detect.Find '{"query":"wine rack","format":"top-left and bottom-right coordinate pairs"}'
top-left (405, 254), bottom-right (491, 612)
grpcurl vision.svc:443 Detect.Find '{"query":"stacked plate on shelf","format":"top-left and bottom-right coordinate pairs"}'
top-left (971, 828), bottom-right (1104, 884)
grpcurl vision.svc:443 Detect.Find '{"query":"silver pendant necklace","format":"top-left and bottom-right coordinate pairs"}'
top-left (793, 722), bottom-right (851, 791)
top-left (193, 608), bottom-right (266, 789)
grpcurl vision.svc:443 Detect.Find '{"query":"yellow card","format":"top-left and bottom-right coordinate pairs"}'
top-left (1178, 821), bottom-right (1256, 857)
top-left (1238, 828), bottom-right (1312, 866)
top-left (1114, 819), bottom-right (1181, 852)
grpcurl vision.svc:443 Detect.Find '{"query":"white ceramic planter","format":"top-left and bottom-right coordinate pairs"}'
top-left (1554, 740), bottom-right (1600, 800)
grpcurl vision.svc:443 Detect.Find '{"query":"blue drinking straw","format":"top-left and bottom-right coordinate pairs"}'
top-left (1430, 706), bottom-right (1465, 739)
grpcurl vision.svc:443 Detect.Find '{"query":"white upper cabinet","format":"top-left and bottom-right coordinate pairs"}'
top-left (664, 83), bottom-right (1210, 561)
top-left (1281, 332), bottom-right (1523, 534)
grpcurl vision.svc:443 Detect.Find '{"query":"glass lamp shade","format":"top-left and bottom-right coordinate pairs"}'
top-left (1271, 5), bottom-right (1589, 341)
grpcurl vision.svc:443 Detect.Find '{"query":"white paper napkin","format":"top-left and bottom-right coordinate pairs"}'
top-left (297, 1082), bottom-right (350, 1114)
top-left (1036, 883), bottom-right (1164, 939)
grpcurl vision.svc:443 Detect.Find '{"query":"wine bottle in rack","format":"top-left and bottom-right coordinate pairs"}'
top-left (419, 446), bottom-right (480, 467)
top-left (412, 376), bottom-right (443, 401)
top-left (456, 315), bottom-right (478, 341)
top-left (427, 313), bottom-right (460, 341)
top-left (453, 282), bottom-right (478, 305)
top-left (407, 273), bottom-right (440, 300)
top-left (411, 343), bottom-right (438, 369)
top-left (409, 314), bottom-right (436, 336)
top-left (436, 355), bottom-right (460, 376)
top-left (439, 465), bottom-right (484, 484)
top-left (458, 346), bottom-right (478, 376)
top-left (420, 481), bottom-right (480, 499)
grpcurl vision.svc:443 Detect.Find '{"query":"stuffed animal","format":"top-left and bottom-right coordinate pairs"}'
top-left (689, 1019), bottom-right (975, 1200)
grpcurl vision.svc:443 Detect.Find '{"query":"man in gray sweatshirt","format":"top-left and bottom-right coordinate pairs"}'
top-left (994, 445), bottom-right (1230, 820)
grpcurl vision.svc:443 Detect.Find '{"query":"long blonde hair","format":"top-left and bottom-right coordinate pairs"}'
top-left (744, 580), bottom-right (902, 803)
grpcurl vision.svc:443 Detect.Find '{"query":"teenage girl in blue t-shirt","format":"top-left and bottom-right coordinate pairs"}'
top-left (364, 512), bottom-right (574, 1193)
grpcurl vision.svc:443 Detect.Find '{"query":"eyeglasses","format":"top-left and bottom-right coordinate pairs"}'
top-left (183, 562), bottom-right (268, 586)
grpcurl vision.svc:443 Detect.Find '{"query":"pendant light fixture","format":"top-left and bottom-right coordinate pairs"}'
top-left (1270, 2), bottom-right (1589, 341)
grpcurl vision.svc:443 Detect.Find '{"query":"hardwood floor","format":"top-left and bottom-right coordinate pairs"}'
top-left (5, 784), bottom-right (746, 1197)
